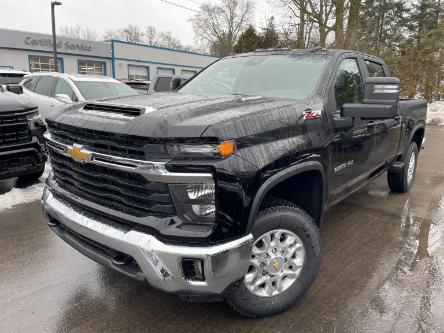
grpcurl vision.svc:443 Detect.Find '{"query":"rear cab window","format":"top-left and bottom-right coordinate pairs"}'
top-left (365, 60), bottom-right (385, 77)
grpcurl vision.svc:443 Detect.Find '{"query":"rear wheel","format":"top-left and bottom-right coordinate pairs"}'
top-left (226, 203), bottom-right (321, 318)
top-left (388, 142), bottom-right (418, 193)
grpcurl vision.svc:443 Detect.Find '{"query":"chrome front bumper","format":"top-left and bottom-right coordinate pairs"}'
top-left (42, 187), bottom-right (253, 295)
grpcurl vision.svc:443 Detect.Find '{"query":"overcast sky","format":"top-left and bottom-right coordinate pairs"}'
top-left (0, 0), bottom-right (278, 46)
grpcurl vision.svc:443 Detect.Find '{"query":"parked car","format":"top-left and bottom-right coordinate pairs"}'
top-left (0, 85), bottom-right (47, 181)
top-left (41, 48), bottom-right (426, 317)
top-left (20, 73), bottom-right (138, 118)
top-left (0, 69), bottom-right (29, 85)
top-left (121, 79), bottom-right (151, 94)
top-left (150, 75), bottom-right (188, 92)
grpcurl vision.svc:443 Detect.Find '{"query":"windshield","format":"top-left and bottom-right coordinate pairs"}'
top-left (75, 81), bottom-right (138, 100)
top-left (180, 54), bottom-right (329, 100)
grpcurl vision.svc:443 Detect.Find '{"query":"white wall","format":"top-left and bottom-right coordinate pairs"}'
top-left (114, 59), bottom-right (204, 81)
top-left (0, 48), bottom-right (111, 75)
top-left (112, 41), bottom-right (218, 80)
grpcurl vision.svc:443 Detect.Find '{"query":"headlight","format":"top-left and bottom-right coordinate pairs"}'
top-left (170, 183), bottom-right (216, 223)
top-left (167, 140), bottom-right (235, 159)
top-left (27, 109), bottom-right (41, 121)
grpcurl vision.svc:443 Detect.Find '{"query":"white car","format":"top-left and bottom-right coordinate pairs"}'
top-left (20, 73), bottom-right (138, 119)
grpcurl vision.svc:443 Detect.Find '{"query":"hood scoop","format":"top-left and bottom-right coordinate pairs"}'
top-left (81, 102), bottom-right (149, 118)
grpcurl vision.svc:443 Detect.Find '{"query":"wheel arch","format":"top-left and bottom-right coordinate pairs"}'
top-left (410, 125), bottom-right (425, 151)
top-left (246, 161), bottom-right (327, 233)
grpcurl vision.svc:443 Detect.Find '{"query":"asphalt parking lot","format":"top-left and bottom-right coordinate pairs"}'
top-left (0, 126), bottom-right (443, 333)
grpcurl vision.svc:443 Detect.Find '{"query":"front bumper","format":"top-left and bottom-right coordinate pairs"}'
top-left (42, 187), bottom-right (253, 295)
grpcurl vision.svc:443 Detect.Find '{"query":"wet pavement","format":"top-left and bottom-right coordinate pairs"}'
top-left (1, 126), bottom-right (443, 333)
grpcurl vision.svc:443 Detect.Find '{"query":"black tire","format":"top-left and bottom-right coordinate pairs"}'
top-left (226, 203), bottom-right (321, 318)
top-left (388, 142), bottom-right (419, 193)
top-left (17, 165), bottom-right (45, 184)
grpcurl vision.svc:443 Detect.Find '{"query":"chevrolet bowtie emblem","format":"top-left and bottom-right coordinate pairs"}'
top-left (66, 145), bottom-right (91, 162)
top-left (272, 259), bottom-right (280, 272)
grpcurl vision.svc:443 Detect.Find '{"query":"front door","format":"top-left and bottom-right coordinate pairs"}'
top-left (328, 58), bottom-right (373, 204)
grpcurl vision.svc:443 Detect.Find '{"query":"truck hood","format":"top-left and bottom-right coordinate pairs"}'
top-left (0, 90), bottom-right (36, 113)
top-left (47, 92), bottom-right (319, 139)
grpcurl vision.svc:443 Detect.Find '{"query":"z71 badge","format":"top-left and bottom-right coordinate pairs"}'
top-left (303, 109), bottom-right (322, 120)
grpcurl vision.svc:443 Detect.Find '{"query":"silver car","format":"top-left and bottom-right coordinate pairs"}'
top-left (20, 73), bottom-right (138, 118)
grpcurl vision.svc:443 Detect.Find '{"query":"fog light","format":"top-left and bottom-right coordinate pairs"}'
top-left (182, 258), bottom-right (205, 281)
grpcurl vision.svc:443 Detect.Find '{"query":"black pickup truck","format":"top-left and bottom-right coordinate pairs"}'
top-left (0, 86), bottom-right (46, 181)
top-left (41, 48), bottom-right (427, 317)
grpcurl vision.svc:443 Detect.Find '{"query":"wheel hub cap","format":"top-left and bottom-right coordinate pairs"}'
top-left (244, 229), bottom-right (305, 297)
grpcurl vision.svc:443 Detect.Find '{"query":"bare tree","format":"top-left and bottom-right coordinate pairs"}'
top-left (277, 0), bottom-right (335, 47)
top-left (59, 25), bottom-right (98, 40)
top-left (344, 0), bottom-right (361, 49)
top-left (190, 0), bottom-right (254, 56)
top-left (144, 26), bottom-right (183, 49)
top-left (121, 24), bottom-right (144, 43)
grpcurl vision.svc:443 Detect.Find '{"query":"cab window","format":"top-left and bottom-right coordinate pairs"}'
top-left (23, 77), bottom-right (39, 91)
top-left (334, 58), bottom-right (363, 109)
top-left (365, 60), bottom-right (385, 77)
top-left (34, 76), bottom-right (57, 97)
top-left (54, 79), bottom-right (77, 101)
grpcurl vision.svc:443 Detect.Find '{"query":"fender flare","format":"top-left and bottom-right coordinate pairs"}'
top-left (246, 161), bottom-right (327, 232)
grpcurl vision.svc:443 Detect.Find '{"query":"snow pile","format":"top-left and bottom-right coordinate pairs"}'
top-left (427, 101), bottom-right (444, 125)
top-left (0, 163), bottom-right (51, 212)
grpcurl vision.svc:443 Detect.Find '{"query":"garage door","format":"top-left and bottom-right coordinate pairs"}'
top-left (181, 69), bottom-right (197, 77)
top-left (157, 67), bottom-right (175, 76)
top-left (128, 65), bottom-right (149, 80)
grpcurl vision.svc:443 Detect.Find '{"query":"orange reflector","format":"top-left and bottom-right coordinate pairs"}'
top-left (217, 141), bottom-right (235, 158)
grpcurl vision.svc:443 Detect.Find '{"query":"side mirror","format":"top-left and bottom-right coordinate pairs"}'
top-left (171, 77), bottom-right (187, 91)
top-left (364, 77), bottom-right (400, 104)
top-left (55, 93), bottom-right (72, 103)
top-left (341, 76), bottom-right (400, 120)
top-left (5, 84), bottom-right (23, 95)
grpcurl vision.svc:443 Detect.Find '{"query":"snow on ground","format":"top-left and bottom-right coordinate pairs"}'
top-left (0, 162), bottom-right (51, 212)
top-left (427, 101), bottom-right (444, 125)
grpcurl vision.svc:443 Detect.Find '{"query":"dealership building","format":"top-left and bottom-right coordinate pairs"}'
top-left (0, 28), bottom-right (218, 80)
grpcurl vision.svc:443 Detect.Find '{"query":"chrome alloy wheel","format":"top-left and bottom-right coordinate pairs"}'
top-left (407, 151), bottom-right (416, 185)
top-left (244, 229), bottom-right (305, 297)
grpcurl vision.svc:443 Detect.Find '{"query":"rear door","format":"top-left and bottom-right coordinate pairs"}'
top-left (27, 76), bottom-right (59, 118)
top-left (359, 58), bottom-right (402, 169)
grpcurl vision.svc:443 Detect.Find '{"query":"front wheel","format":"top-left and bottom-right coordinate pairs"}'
top-left (226, 204), bottom-right (321, 318)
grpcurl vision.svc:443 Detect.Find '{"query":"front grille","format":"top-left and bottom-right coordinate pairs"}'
top-left (46, 121), bottom-right (153, 159)
top-left (0, 110), bottom-right (31, 146)
top-left (0, 150), bottom-right (37, 171)
top-left (49, 149), bottom-right (176, 218)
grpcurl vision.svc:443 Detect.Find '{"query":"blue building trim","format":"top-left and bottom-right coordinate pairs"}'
top-left (0, 65), bottom-right (14, 69)
top-left (111, 40), bottom-right (116, 78)
top-left (127, 64), bottom-right (150, 80)
top-left (109, 39), bottom-right (217, 58)
top-left (28, 54), bottom-right (64, 73)
top-left (114, 57), bottom-right (204, 70)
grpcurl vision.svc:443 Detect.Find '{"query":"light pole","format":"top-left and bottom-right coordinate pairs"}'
top-left (51, 1), bottom-right (62, 72)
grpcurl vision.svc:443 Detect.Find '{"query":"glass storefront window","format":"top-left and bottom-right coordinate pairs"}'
top-left (29, 56), bottom-right (62, 72)
top-left (78, 60), bottom-right (105, 76)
